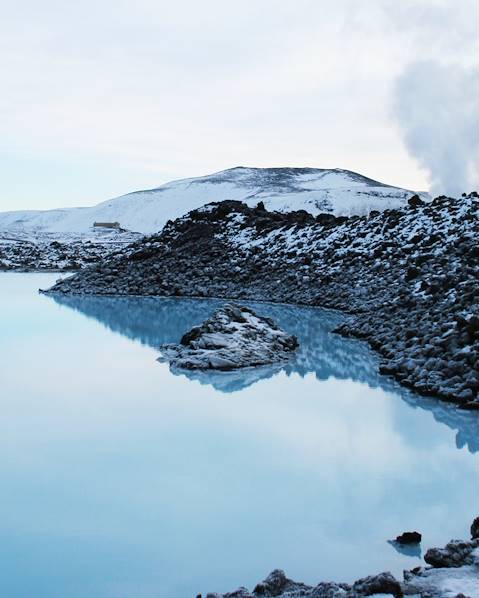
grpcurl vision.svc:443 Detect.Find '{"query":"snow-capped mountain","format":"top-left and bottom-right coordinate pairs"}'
top-left (0, 166), bottom-right (425, 235)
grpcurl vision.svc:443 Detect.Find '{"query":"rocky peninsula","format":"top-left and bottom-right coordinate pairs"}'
top-left (44, 194), bottom-right (479, 408)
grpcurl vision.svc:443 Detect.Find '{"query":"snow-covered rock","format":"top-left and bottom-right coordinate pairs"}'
top-left (404, 563), bottom-right (479, 598)
top-left (158, 304), bottom-right (298, 370)
top-left (0, 166), bottom-right (426, 235)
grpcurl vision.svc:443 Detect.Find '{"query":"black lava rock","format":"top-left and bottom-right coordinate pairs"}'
top-left (395, 531), bottom-right (422, 544)
top-left (471, 517), bottom-right (479, 539)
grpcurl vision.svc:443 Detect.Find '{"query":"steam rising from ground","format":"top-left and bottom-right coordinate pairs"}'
top-left (394, 61), bottom-right (479, 197)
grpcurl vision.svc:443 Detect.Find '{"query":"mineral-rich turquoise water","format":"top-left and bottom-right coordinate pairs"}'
top-left (1, 273), bottom-right (478, 598)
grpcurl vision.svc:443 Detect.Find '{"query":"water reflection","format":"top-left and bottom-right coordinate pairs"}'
top-left (50, 294), bottom-right (479, 453)
top-left (387, 540), bottom-right (422, 559)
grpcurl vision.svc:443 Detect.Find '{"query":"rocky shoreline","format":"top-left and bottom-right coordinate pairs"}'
top-left (44, 194), bottom-right (479, 408)
top-left (202, 519), bottom-right (479, 597)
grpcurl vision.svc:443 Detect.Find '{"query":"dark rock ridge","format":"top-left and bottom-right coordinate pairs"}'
top-left (203, 519), bottom-right (479, 597)
top-left (158, 303), bottom-right (298, 370)
top-left (45, 194), bottom-right (479, 407)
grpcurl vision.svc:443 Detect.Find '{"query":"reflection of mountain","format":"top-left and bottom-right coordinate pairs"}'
top-left (50, 294), bottom-right (479, 452)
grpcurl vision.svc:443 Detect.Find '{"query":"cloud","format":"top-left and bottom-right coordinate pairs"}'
top-left (382, 0), bottom-right (479, 197)
top-left (1, 0), bottom-right (476, 209)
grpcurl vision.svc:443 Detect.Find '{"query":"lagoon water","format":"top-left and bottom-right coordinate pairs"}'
top-left (1, 273), bottom-right (479, 598)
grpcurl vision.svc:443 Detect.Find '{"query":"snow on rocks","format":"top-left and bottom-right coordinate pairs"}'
top-left (203, 569), bottom-right (402, 598)
top-left (158, 304), bottom-right (298, 370)
top-left (0, 229), bottom-right (141, 271)
top-left (404, 527), bottom-right (479, 598)
top-left (44, 194), bottom-right (479, 408)
top-left (202, 518), bottom-right (479, 598)
top-left (424, 539), bottom-right (479, 568)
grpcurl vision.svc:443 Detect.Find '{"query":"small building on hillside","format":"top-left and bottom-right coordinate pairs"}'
top-left (93, 222), bottom-right (121, 230)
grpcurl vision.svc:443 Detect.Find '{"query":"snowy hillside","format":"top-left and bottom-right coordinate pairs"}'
top-left (0, 167), bottom-right (425, 235)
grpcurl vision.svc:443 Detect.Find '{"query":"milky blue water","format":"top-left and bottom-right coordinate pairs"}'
top-left (1, 273), bottom-right (479, 598)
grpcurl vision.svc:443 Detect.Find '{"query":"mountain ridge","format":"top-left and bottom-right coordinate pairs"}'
top-left (0, 166), bottom-right (426, 235)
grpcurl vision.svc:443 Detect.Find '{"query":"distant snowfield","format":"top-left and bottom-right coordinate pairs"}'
top-left (0, 166), bottom-right (427, 235)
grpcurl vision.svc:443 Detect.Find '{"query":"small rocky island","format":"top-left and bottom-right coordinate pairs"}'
top-left (158, 303), bottom-right (298, 370)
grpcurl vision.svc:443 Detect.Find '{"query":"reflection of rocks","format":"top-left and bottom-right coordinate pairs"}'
top-left (49, 293), bottom-right (376, 384)
top-left (180, 363), bottom-right (285, 393)
top-left (206, 520), bottom-right (479, 597)
top-left (159, 304), bottom-right (298, 370)
top-left (398, 391), bottom-right (479, 454)
top-left (389, 532), bottom-right (422, 560)
top-left (49, 294), bottom-right (479, 452)
top-left (388, 539), bottom-right (422, 559)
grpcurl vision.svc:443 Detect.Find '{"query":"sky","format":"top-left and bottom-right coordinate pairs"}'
top-left (1, 0), bottom-right (478, 211)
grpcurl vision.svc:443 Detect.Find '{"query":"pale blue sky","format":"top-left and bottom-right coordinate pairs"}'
top-left (1, 0), bottom-right (477, 211)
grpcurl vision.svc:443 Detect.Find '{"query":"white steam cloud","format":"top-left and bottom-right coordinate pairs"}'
top-left (394, 61), bottom-right (479, 197)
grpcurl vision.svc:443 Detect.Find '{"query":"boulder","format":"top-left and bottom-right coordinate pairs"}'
top-left (424, 539), bottom-right (479, 568)
top-left (253, 569), bottom-right (310, 596)
top-left (471, 517), bottom-right (479, 540)
top-left (408, 194), bottom-right (425, 208)
top-left (395, 531), bottom-right (422, 545)
top-left (352, 572), bottom-right (402, 598)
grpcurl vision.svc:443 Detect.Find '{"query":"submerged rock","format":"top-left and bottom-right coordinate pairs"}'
top-left (158, 304), bottom-right (298, 370)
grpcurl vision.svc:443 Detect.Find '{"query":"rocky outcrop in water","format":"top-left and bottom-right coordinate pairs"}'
top-left (203, 519), bottom-right (479, 598)
top-left (395, 531), bottom-right (422, 545)
top-left (45, 194), bottom-right (479, 408)
top-left (159, 304), bottom-right (298, 370)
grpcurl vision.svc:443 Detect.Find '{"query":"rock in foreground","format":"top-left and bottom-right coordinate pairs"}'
top-left (204, 518), bottom-right (479, 598)
top-left (158, 304), bottom-right (298, 370)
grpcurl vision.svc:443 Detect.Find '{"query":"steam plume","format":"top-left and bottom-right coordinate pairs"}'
top-left (394, 61), bottom-right (479, 196)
